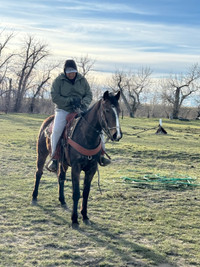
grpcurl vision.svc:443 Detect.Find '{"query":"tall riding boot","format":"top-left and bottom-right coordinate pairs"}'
top-left (99, 156), bottom-right (111, 166)
top-left (47, 159), bottom-right (58, 172)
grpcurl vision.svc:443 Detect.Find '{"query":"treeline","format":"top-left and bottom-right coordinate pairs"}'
top-left (0, 32), bottom-right (60, 114)
top-left (0, 31), bottom-right (200, 119)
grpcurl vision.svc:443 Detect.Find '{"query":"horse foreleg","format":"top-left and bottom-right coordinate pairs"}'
top-left (58, 164), bottom-right (67, 206)
top-left (81, 166), bottom-right (97, 223)
top-left (71, 165), bottom-right (81, 225)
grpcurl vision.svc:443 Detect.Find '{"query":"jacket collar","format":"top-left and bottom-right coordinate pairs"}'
top-left (60, 72), bottom-right (83, 82)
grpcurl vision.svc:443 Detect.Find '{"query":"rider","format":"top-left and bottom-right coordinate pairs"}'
top-left (48, 59), bottom-right (111, 172)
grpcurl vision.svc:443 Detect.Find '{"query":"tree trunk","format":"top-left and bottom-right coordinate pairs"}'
top-left (120, 89), bottom-right (134, 117)
top-left (5, 78), bottom-right (12, 114)
top-left (29, 97), bottom-right (36, 113)
top-left (172, 87), bottom-right (180, 119)
top-left (13, 91), bottom-right (23, 112)
top-left (131, 106), bottom-right (137, 118)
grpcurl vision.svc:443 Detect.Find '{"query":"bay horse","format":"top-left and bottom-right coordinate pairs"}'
top-left (32, 91), bottom-right (122, 226)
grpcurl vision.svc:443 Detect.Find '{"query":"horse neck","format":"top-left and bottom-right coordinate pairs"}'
top-left (75, 100), bottom-right (102, 148)
top-left (84, 100), bottom-right (102, 134)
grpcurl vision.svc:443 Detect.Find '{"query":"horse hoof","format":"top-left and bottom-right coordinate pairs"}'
top-left (83, 219), bottom-right (91, 225)
top-left (31, 199), bottom-right (38, 206)
top-left (72, 222), bottom-right (79, 229)
top-left (61, 203), bottom-right (69, 210)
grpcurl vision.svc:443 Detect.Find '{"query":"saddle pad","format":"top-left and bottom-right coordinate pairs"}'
top-left (44, 112), bottom-right (78, 138)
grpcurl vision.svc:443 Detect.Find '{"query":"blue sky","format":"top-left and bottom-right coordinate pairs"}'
top-left (1, 0), bottom-right (200, 76)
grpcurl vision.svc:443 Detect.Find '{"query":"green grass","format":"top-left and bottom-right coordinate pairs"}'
top-left (0, 113), bottom-right (200, 267)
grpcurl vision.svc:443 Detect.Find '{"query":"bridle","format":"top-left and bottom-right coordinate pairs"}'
top-left (80, 99), bottom-right (121, 141)
top-left (99, 100), bottom-right (121, 141)
top-left (66, 93), bottom-right (121, 163)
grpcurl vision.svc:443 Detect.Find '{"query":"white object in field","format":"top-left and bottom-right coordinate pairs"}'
top-left (159, 119), bottom-right (162, 126)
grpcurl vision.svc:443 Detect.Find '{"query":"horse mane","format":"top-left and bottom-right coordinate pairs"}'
top-left (81, 91), bottom-right (119, 117)
top-left (80, 98), bottom-right (101, 117)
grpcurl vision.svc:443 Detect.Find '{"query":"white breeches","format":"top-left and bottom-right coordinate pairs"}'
top-left (51, 109), bottom-right (69, 157)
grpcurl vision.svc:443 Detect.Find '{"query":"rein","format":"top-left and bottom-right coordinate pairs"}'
top-left (80, 113), bottom-right (101, 135)
top-left (66, 102), bottom-right (102, 157)
top-left (66, 98), bottom-right (119, 156)
top-left (78, 99), bottom-right (114, 140)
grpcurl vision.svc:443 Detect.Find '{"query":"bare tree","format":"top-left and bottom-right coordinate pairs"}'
top-left (0, 31), bottom-right (14, 84)
top-left (110, 70), bottom-right (133, 116)
top-left (194, 93), bottom-right (200, 119)
top-left (29, 63), bottom-right (60, 113)
top-left (75, 54), bottom-right (95, 77)
top-left (128, 67), bottom-right (153, 117)
top-left (13, 35), bottom-right (49, 112)
top-left (0, 30), bottom-right (15, 79)
top-left (161, 63), bottom-right (200, 119)
top-left (0, 31), bottom-right (16, 112)
top-left (109, 67), bottom-right (153, 117)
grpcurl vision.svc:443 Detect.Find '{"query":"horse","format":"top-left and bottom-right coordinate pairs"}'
top-left (32, 90), bottom-right (122, 226)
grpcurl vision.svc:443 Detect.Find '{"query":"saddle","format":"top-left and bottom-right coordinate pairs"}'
top-left (45, 112), bottom-right (103, 168)
top-left (45, 112), bottom-right (80, 160)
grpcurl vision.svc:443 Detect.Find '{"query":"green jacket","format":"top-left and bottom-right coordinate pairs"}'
top-left (51, 73), bottom-right (93, 112)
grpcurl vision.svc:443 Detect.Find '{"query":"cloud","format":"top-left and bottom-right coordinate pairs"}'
top-left (1, 0), bottom-right (200, 77)
top-left (57, 0), bottom-right (153, 15)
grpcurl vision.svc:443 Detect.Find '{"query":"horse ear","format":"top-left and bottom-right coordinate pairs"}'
top-left (115, 91), bottom-right (120, 101)
top-left (103, 90), bottom-right (109, 100)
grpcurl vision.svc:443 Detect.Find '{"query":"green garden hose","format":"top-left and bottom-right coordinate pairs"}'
top-left (120, 174), bottom-right (200, 188)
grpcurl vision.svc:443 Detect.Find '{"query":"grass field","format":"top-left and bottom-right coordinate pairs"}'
top-left (0, 113), bottom-right (200, 267)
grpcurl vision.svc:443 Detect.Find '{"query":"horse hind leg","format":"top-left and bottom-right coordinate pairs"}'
top-left (32, 136), bottom-right (49, 204)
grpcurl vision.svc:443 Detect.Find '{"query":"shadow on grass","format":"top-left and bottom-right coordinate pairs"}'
top-left (80, 221), bottom-right (176, 267)
top-left (36, 203), bottom-right (176, 267)
top-left (36, 203), bottom-right (72, 226)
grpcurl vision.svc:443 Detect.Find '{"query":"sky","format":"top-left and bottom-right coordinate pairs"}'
top-left (1, 0), bottom-right (200, 78)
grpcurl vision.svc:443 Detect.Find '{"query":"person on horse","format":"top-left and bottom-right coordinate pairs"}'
top-left (48, 59), bottom-right (111, 172)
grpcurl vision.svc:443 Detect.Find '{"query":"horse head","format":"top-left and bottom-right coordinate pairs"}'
top-left (100, 90), bottom-right (122, 141)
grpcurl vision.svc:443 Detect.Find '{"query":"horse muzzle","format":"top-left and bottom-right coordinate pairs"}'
top-left (112, 128), bottom-right (122, 141)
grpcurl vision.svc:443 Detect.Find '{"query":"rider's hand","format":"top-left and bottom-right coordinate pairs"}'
top-left (80, 103), bottom-right (87, 111)
top-left (70, 98), bottom-right (81, 109)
